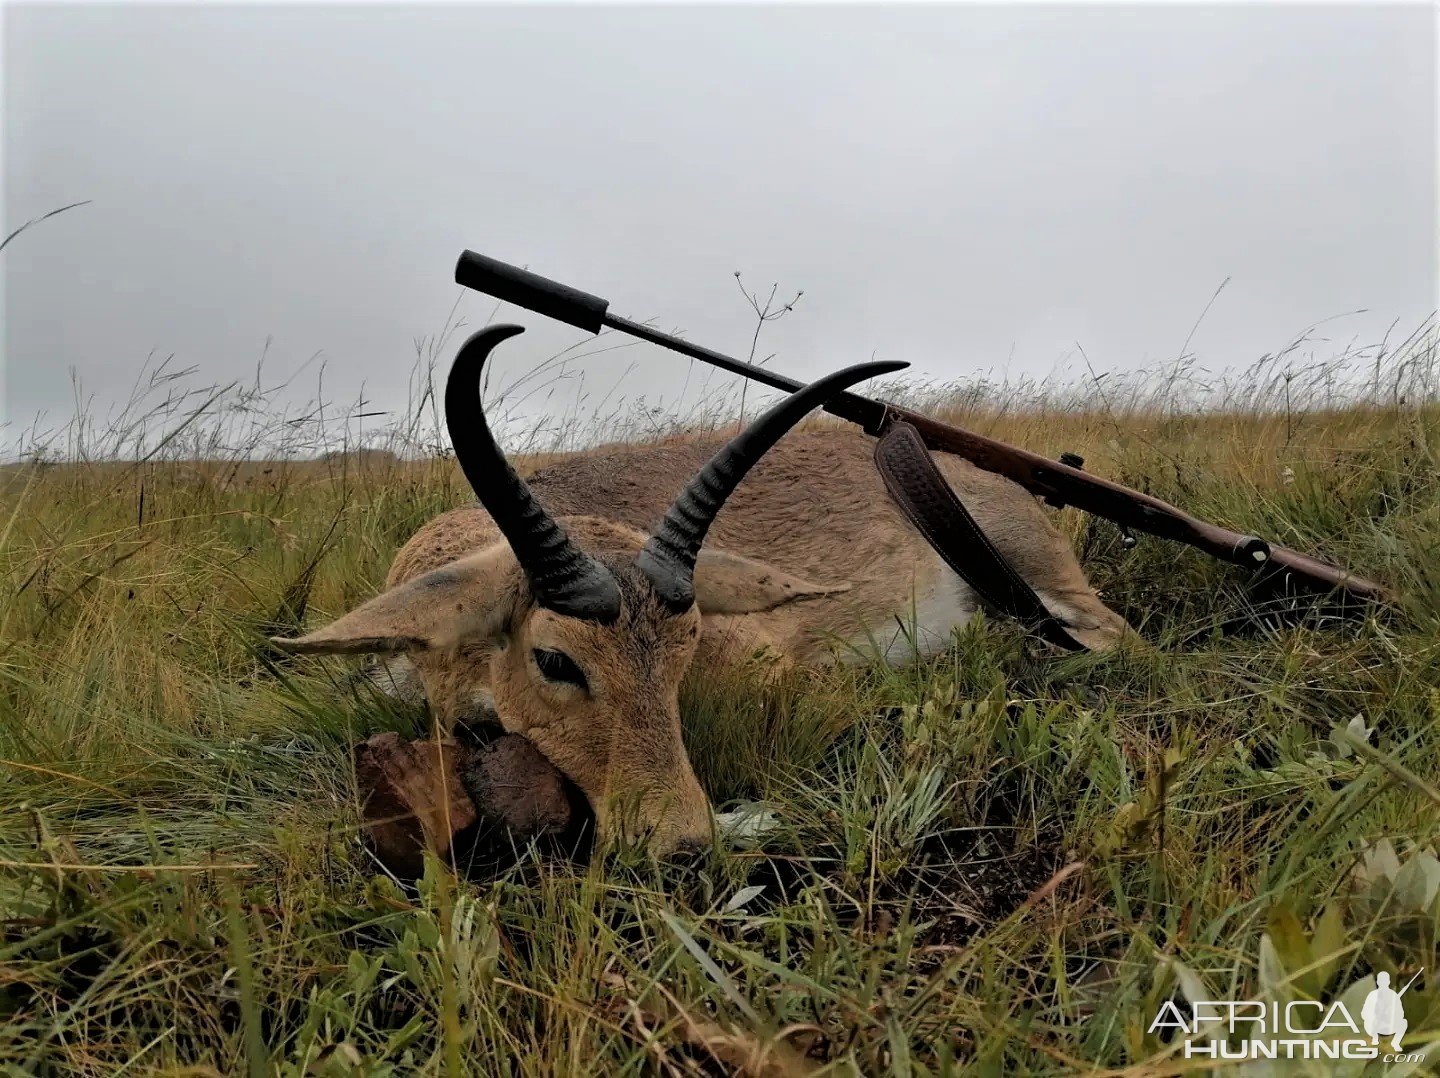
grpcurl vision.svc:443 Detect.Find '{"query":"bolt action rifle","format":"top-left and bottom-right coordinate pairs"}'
top-left (453, 249), bottom-right (1388, 605)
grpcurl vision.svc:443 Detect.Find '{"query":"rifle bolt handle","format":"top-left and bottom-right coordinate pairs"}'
top-left (1236, 536), bottom-right (1271, 563)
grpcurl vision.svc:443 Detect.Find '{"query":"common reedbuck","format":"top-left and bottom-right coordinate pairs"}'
top-left (274, 325), bottom-right (1128, 853)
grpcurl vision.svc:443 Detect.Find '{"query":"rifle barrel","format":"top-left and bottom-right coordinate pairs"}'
top-left (605, 314), bottom-right (892, 434)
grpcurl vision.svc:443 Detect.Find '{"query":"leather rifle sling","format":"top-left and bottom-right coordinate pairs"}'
top-left (873, 420), bottom-right (1087, 652)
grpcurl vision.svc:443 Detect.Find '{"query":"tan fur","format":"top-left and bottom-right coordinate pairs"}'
top-left (395, 428), bottom-right (1129, 661)
top-left (277, 427), bottom-right (1130, 854)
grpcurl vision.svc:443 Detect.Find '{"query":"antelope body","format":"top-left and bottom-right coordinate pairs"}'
top-left (276, 326), bottom-right (1128, 853)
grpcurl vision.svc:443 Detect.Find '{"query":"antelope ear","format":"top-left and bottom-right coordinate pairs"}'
top-left (692, 549), bottom-right (851, 616)
top-left (269, 545), bottom-right (523, 655)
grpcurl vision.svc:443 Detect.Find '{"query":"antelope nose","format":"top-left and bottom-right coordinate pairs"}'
top-left (667, 836), bottom-right (710, 869)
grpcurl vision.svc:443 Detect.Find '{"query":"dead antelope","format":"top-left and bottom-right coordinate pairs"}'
top-left (273, 324), bottom-right (1129, 853)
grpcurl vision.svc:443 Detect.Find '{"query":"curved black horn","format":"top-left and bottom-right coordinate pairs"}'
top-left (637, 359), bottom-right (908, 610)
top-left (446, 324), bottom-right (621, 622)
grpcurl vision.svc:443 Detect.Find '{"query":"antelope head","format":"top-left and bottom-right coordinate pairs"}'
top-left (273, 324), bottom-right (902, 854)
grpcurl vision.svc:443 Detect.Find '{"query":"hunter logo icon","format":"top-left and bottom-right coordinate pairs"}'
top-left (1362, 970), bottom-right (1419, 1052)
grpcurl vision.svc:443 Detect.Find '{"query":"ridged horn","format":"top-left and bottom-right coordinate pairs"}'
top-left (637, 359), bottom-right (908, 611)
top-left (445, 324), bottom-right (621, 622)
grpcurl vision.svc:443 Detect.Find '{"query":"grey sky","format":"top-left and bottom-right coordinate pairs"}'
top-left (4, 3), bottom-right (1436, 447)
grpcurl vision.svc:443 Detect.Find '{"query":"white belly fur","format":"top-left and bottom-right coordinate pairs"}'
top-left (842, 565), bottom-right (978, 666)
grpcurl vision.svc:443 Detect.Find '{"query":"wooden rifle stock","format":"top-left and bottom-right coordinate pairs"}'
top-left (879, 406), bottom-right (1388, 602)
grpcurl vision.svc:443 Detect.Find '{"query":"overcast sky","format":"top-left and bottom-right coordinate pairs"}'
top-left (3, 3), bottom-right (1436, 448)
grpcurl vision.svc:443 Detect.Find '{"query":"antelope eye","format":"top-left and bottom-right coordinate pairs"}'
top-left (531, 648), bottom-right (588, 691)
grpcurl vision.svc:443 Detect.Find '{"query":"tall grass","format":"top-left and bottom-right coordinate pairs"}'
top-left (1, 316), bottom-right (1438, 1074)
